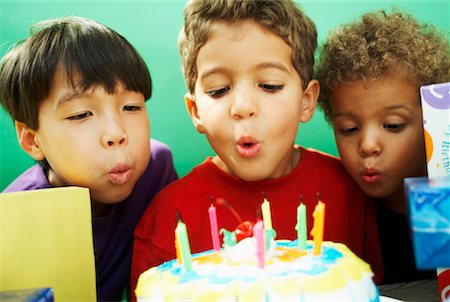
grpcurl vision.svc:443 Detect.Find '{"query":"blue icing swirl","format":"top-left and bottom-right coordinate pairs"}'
top-left (162, 240), bottom-right (345, 284)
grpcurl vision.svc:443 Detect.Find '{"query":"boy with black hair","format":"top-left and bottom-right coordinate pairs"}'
top-left (0, 16), bottom-right (178, 301)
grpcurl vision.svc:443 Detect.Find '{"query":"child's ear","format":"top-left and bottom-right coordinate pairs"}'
top-left (299, 79), bottom-right (320, 123)
top-left (15, 121), bottom-right (45, 161)
top-left (185, 93), bottom-right (205, 133)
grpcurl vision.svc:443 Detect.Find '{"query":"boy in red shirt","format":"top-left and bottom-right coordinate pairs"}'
top-left (131, 0), bottom-right (383, 296)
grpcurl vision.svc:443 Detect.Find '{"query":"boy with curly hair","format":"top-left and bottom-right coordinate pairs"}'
top-left (131, 0), bottom-right (384, 295)
top-left (315, 10), bottom-right (449, 284)
top-left (0, 16), bottom-right (178, 300)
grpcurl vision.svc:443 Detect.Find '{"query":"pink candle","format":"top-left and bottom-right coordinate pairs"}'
top-left (208, 199), bottom-right (221, 251)
top-left (253, 219), bottom-right (265, 269)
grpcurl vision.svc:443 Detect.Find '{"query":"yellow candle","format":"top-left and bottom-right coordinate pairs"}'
top-left (310, 200), bottom-right (325, 256)
top-left (175, 230), bottom-right (182, 265)
top-left (261, 194), bottom-right (273, 230)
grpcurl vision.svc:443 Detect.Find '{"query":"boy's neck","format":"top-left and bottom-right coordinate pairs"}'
top-left (379, 189), bottom-right (406, 215)
top-left (91, 201), bottom-right (113, 217)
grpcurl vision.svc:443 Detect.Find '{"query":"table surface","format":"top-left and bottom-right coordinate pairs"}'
top-left (378, 279), bottom-right (438, 302)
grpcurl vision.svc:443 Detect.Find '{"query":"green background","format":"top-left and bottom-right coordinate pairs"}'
top-left (0, 0), bottom-right (448, 191)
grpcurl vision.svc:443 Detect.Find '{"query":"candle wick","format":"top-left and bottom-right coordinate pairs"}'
top-left (210, 195), bottom-right (214, 206)
top-left (316, 192), bottom-right (322, 202)
top-left (299, 195), bottom-right (303, 204)
top-left (175, 210), bottom-right (182, 222)
top-left (262, 191), bottom-right (267, 200)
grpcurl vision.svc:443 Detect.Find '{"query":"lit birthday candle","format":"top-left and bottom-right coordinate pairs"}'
top-left (208, 196), bottom-right (221, 252)
top-left (175, 211), bottom-right (192, 271)
top-left (295, 196), bottom-right (307, 250)
top-left (261, 192), bottom-right (273, 230)
top-left (310, 193), bottom-right (325, 256)
top-left (175, 228), bottom-right (182, 265)
top-left (261, 192), bottom-right (276, 249)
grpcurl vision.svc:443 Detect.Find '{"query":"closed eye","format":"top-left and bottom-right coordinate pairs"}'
top-left (258, 83), bottom-right (284, 92)
top-left (384, 123), bottom-right (406, 132)
top-left (206, 87), bottom-right (230, 98)
top-left (123, 105), bottom-right (143, 111)
top-left (338, 126), bottom-right (359, 135)
top-left (67, 112), bottom-right (92, 121)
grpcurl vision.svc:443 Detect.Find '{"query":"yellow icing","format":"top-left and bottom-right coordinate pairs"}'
top-left (193, 251), bottom-right (223, 265)
top-left (135, 241), bottom-right (378, 301)
top-left (277, 246), bottom-right (308, 261)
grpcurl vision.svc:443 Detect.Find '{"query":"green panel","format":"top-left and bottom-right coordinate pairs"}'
top-left (0, 1), bottom-right (448, 190)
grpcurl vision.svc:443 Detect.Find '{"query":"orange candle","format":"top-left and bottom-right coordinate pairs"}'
top-left (310, 200), bottom-right (325, 256)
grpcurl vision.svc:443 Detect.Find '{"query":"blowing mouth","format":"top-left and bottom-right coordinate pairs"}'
top-left (236, 137), bottom-right (261, 158)
top-left (362, 167), bottom-right (380, 176)
top-left (361, 168), bottom-right (382, 184)
top-left (108, 163), bottom-right (132, 185)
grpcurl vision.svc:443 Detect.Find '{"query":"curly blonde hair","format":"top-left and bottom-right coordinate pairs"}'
top-left (178, 0), bottom-right (317, 95)
top-left (316, 10), bottom-right (450, 123)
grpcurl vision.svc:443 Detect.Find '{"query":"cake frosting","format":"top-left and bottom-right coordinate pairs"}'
top-left (135, 238), bottom-right (380, 301)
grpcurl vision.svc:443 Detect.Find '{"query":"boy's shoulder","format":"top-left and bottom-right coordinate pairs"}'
top-left (3, 165), bottom-right (50, 193)
top-left (148, 139), bottom-right (177, 171)
top-left (299, 146), bottom-right (354, 181)
top-left (150, 157), bottom-right (215, 200)
top-left (301, 147), bottom-right (344, 168)
top-left (150, 139), bottom-right (173, 157)
top-left (134, 158), bottom-right (214, 236)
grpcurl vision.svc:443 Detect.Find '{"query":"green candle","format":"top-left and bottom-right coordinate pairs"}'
top-left (175, 218), bottom-right (192, 271)
top-left (296, 200), bottom-right (307, 250)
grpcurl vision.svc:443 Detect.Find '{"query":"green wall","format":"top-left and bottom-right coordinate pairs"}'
top-left (0, 0), bottom-right (448, 191)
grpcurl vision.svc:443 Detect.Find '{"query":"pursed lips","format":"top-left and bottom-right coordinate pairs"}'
top-left (107, 163), bottom-right (132, 185)
top-left (236, 136), bottom-right (262, 158)
top-left (361, 167), bottom-right (382, 184)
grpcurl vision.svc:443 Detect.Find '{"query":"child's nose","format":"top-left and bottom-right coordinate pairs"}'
top-left (101, 119), bottom-right (128, 147)
top-left (230, 88), bottom-right (257, 119)
top-left (358, 129), bottom-right (381, 157)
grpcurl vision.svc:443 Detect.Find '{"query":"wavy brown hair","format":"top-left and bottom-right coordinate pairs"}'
top-left (316, 10), bottom-right (449, 123)
top-left (178, 0), bottom-right (317, 94)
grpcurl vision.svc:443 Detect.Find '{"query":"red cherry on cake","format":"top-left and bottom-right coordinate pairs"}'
top-left (234, 221), bottom-right (255, 242)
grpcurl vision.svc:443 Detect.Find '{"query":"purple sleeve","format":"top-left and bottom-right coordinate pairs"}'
top-left (2, 165), bottom-right (50, 193)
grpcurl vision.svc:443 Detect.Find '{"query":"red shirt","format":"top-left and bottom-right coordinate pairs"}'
top-left (131, 147), bottom-right (383, 298)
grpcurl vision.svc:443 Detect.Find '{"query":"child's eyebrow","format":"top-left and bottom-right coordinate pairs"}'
top-left (332, 111), bottom-right (353, 119)
top-left (384, 104), bottom-right (415, 111)
top-left (253, 62), bottom-right (290, 74)
top-left (382, 104), bottom-right (417, 115)
top-left (57, 90), bottom-right (89, 105)
top-left (199, 62), bottom-right (290, 81)
top-left (198, 67), bottom-right (228, 82)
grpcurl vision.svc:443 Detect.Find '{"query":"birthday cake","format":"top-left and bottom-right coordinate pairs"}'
top-left (135, 238), bottom-right (379, 301)
top-left (136, 198), bottom-right (379, 301)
